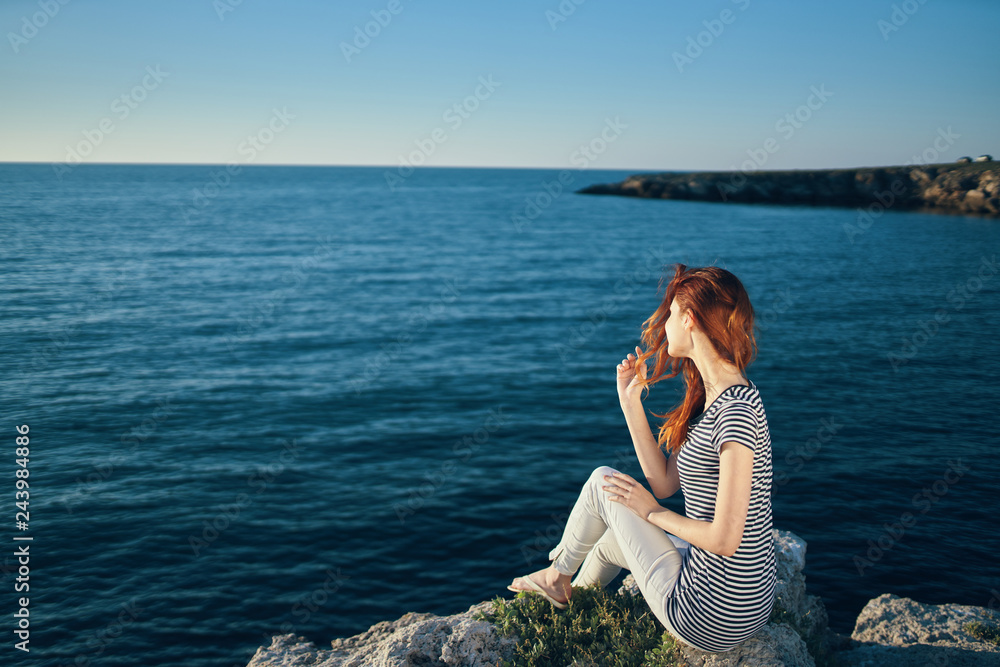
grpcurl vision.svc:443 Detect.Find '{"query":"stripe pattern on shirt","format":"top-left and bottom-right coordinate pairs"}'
top-left (663, 379), bottom-right (777, 653)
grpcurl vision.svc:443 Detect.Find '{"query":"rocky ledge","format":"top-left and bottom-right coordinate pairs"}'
top-left (577, 162), bottom-right (1000, 218)
top-left (245, 530), bottom-right (1000, 667)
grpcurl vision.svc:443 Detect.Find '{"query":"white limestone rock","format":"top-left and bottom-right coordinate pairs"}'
top-left (245, 600), bottom-right (517, 667)
top-left (676, 623), bottom-right (814, 667)
top-left (835, 593), bottom-right (1000, 666)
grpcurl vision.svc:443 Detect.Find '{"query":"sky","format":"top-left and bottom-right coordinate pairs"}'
top-left (1, 0), bottom-right (998, 171)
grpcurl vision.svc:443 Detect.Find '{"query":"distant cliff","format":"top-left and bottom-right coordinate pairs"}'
top-left (578, 162), bottom-right (1000, 218)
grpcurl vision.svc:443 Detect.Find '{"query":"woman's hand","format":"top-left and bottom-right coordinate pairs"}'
top-left (617, 345), bottom-right (648, 404)
top-left (602, 471), bottom-right (660, 522)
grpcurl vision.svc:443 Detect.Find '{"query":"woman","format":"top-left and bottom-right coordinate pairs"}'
top-left (508, 263), bottom-right (776, 653)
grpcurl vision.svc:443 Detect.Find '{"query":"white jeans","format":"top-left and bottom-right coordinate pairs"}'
top-left (547, 465), bottom-right (691, 640)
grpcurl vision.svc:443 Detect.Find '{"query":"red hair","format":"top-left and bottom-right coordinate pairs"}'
top-left (632, 264), bottom-right (757, 455)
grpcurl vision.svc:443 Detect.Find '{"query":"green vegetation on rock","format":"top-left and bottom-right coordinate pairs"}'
top-left (472, 583), bottom-right (682, 667)
top-left (964, 618), bottom-right (1000, 646)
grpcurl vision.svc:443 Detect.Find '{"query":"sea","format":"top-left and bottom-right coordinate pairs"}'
top-left (1, 163), bottom-right (998, 667)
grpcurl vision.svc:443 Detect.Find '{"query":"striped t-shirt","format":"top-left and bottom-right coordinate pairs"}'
top-left (663, 378), bottom-right (776, 652)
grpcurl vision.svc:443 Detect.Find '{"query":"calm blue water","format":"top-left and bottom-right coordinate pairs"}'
top-left (1, 163), bottom-right (998, 667)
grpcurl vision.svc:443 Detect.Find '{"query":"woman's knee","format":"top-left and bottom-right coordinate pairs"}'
top-left (590, 465), bottom-right (619, 485)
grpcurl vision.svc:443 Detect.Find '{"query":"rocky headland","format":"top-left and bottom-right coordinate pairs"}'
top-left (577, 162), bottom-right (1000, 218)
top-left (244, 530), bottom-right (1000, 667)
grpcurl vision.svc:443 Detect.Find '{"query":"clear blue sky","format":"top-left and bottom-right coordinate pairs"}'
top-left (1, 0), bottom-right (998, 170)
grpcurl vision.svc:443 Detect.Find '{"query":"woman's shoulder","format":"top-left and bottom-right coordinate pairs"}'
top-left (715, 382), bottom-right (763, 413)
top-left (711, 383), bottom-right (767, 433)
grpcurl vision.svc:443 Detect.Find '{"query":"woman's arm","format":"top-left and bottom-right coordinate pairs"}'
top-left (645, 441), bottom-right (754, 557)
top-left (621, 397), bottom-right (679, 500)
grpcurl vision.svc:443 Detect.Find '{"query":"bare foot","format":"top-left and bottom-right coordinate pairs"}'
top-left (509, 566), bottom-right (572, 604)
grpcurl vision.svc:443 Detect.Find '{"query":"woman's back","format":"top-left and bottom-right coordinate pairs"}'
top-left (665, 379), bottom-right (777, 652)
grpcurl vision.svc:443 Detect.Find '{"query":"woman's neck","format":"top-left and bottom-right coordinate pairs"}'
top-left (697, 361), bottom-right (747, 406)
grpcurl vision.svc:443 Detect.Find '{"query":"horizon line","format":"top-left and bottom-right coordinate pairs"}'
top-left (0, 160), bottom-right (649, 172)
top-left (0, 160), bottom-right (980, 173)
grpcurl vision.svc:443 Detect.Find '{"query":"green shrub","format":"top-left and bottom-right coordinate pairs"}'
top-left (472, 583), bottom-right (681, 667)
top-left (964, 619), bottom-right (1000, 646)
